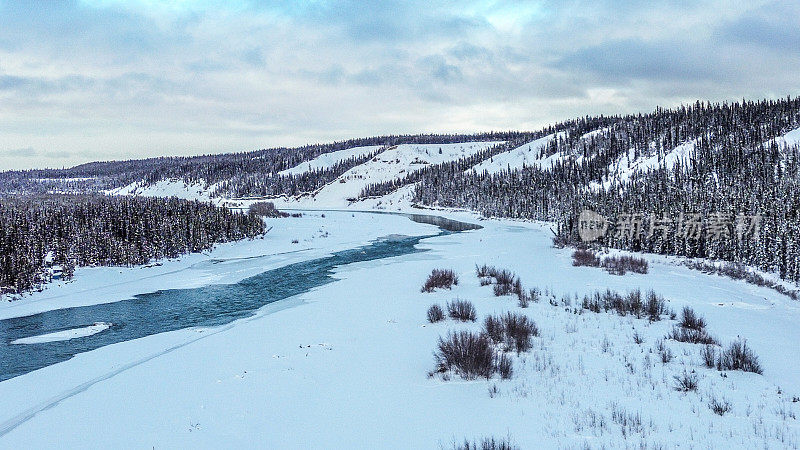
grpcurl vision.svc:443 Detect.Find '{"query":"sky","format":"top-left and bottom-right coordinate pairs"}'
top-left (1, 0), bottom-right (799, 170)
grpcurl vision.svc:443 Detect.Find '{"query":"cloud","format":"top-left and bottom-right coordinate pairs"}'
top-left (555, 39), bottom-right (723, 83)
top-left (0, 0), bottom-right (798, 170)
top-left (0, 147), bottom-right (37, 157)
top-left (717, 1), bottom-right (800, 52)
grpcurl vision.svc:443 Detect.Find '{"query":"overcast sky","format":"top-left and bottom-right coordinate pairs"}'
top-left (1, 0), bottom-right (799, 169)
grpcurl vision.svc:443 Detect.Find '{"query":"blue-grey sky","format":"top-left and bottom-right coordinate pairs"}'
top-left (1, 0), bottom-right (799, 169)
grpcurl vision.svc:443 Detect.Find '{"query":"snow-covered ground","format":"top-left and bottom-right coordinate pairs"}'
top-left (278, 145), bottom-right (383, 176)
top-left (1, 210), bottom-right (799, 448)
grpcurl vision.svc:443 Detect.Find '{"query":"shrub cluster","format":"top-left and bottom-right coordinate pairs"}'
top-left (581, 289), bottom-right (670, 321)
top-left (451, 437), bottom-right (519, 450)
top-left (572, 249), bottom-right (600, 267)
top-left (697, 337), bottom-right (763, 375)
top-left (601, 255), bottom-right (649, 275)
top-left (709, 397), bottom-right (732, 416)
top-left (571, 249), bottom-right (648, 275)
top-left (718, 339), bottom-right (763, 374)
top-left (422, 269), bottom-right (459, 293)
top-left (673, 370), bottom-right (699, 392)
top-left (447, 299), bottom-right (477, 322)
top-left (434, 331), bottom-right (496, 379)
top-left (483, 312), bottom-right (539, 353)
top-left (476, 264), bottom-right (534, 307)
top-left (427, 304), bottom-right (445, 323)
top-left (666, 307), bottom-right (717, 345)
top-left (433, 310), bottom-right (538, 380)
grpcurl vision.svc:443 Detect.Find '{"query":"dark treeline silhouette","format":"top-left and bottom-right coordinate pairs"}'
top-left (0, 195), bottom-right (265, 294)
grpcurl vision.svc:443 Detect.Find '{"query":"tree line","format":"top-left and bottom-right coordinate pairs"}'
top-left (0, 195), bottom-right (265, 294)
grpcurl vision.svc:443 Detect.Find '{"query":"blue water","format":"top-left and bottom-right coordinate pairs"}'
top-left (0, 214), bottom-right (479, 382)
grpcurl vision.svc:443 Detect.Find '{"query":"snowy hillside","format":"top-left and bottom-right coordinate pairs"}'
top-left (278, 145), bottom-right (383, 176)
top-left (272, 141), bottom-right (502, 208)
top-left (470, 133), bottom-right (562, 174)
top-left (107, 179), bottom-right (218, 202)
top-left (774, 126), bottom-right (800, 149)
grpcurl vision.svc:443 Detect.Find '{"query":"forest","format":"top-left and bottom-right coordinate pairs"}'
top-left (0, 195), bottom-right (265, 294)
top-left (408, 98), bottom-right (800, 282)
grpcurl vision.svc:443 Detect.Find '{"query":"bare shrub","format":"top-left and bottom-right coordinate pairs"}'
top-left (479, 278), bottom-right (493, 286)
top-left (580, 288), bottom-right (669, 321)
top-left (493, 269), bottom-right (515, 286)
top-left (645, 290), bottom-right (668, 322)
top-left (572, 249), bottom-right (600, 267)
top-left (447, 299), bottom-right (477, 322)
top-left (496, 354), bottom-right (513, 379)
top-left (666, 326), bottom-right (718, 345)
top-left (493, 282), bottom-right (513, 297)
top-left (512, 278), bottom-right (523, 296)
top-left (435, 331), bottom-right (495, 379)
top-left (427, 304), bottom-right (445, 323)
top-left (422, 269), bottom-right (459, 293)
top-left (475, 264), bottom-right (493, 278)
top-left (680, 307), bottom-right (706, 331)
top-left (656, 340), bottom-right (674, 363)
top-left (709, 396), bottom-right (731, 415)
top-left (500, 312), bottom-right (538, 353)
top-left (719, 339), bottom-right (763, 374)
top-left (673, 371), bottom-right (699, 392)
top-left (601, 255), bottom-right (649, 275)
top-left (516, 289), bottom-right (530, 308)
top-left (451, 437), bottom-right (519, 450)
top-left (484, 315), bottom-right (505, 344)
top-left (701, 345), bottom-right (717, 368)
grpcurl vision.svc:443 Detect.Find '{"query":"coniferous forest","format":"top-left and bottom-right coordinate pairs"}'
top-left (0, 195), bottom-right (265, 294)
top-left (408, 98), bottom-right (800, 282)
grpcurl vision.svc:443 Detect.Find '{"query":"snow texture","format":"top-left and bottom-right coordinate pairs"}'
top-left (0, 211), bottom-right (798, 448)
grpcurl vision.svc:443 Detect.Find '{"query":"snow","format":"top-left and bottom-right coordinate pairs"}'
top-left (269, 141), bottom-right (502, 209)
top-left (773, 126), bottom-right (800, 149)
top-left (469, 133), bottom-right (562, 174)
top-left (278, 145), bottom-right (383, 176)
top-left (590, 140), bottom-right (696, 191)
top-left (106, 179), bottom-right (218, 202)
top-left (11, 322), bottom-right (112, 345)
top-left (1, 211), bottom-right (799, 448)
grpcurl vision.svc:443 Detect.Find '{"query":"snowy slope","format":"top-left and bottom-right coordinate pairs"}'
top-left (773, 126), bottom-right (800, 149)
top-left (278, 145), bottom-right (383, 176)
top-left (273, 141), bottom-right (502, 209)
top-left (594, 140), bottom-right (696, 190)
top-left (470, 133), bottom-right (562, 174)
top-left (106, 179), bottom-right (218, 202)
